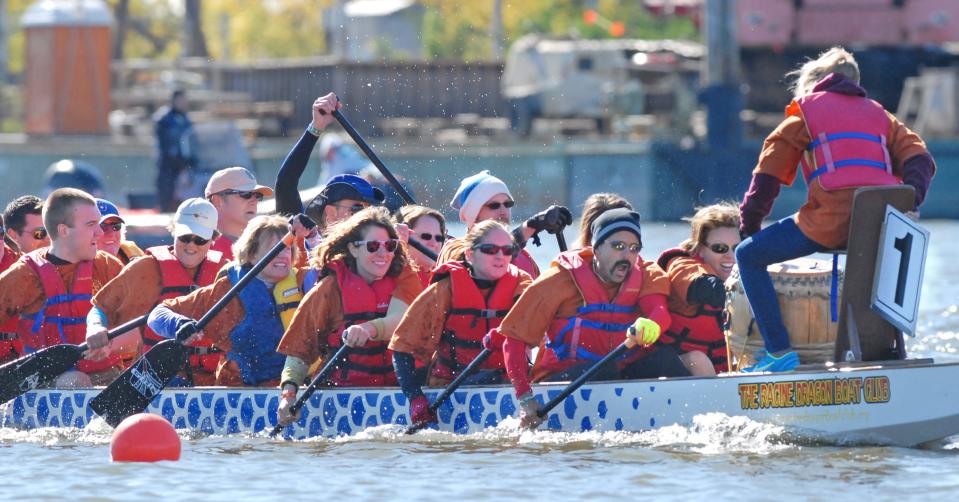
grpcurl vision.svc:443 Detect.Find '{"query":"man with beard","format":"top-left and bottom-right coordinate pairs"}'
top-left (436, 170), bottom-right (571, 279)
top-left (495, 208), bottom-right (690, 428)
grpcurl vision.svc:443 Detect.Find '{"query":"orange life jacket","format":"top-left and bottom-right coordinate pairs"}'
top-left (16, 251), bottom-right (119, 373)
top-left (796, 89), bottom-right (901, 191)
top-left (429, 261), bottom-right (520, 381)
top-left (323, 260), bottom-right (398, 387)
top-left (539, 248), bottom-right (648, 376)
top-left (209, 235), bottom-right (235, 262)
top-left (0, 246), bottom-right (22, 363)
top-left (512, 248), bottom-right (540, 279)
top-left (143, 245), bottom-right (226, 373)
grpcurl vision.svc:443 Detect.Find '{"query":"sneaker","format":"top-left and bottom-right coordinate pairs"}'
top-left (740, 350), bottom-right (799, 373)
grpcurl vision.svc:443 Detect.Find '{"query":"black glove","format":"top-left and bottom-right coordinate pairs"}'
top-left (686, 274), bottom-right (727, 308)
top-left (174, 319), bottom-right (200, 343)
top-left (289, 213), bottom-right (317, 231)
top-left (526, 205), bottom-right (573, 234)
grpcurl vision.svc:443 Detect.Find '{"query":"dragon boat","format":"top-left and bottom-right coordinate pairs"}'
top-left (3, 358), bottom-right (958, 447)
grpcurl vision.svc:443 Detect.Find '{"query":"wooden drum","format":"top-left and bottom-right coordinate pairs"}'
top-left (725, 257), bottom-right (843, 368)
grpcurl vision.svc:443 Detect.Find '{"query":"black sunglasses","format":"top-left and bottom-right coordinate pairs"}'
top-left (100, 222), bottom-right (123, 232)
top-left (333, 202), bottom-right (367, 214)
top-left (473, 243), bottom-right (519, 257)
top-left (31, 228), bottom-right (48, 241)
top-left (353, 239), bottom-right (399, 253)
top-left (219, 190), bottom-right (264, 201)
top-left (484, 200), bottom-right (515, 210)
top-left (705, 242), bottom-right (737, 255)
top-left (417, 232), bottom-right (446, 243)
top-left (178, 234), bottom-right (211, 246)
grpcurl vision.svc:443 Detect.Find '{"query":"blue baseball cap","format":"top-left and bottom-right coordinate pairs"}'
top-left (317, 174), bottom-right (385, 205)
top-left (95, 198), bottom-right (124, 224)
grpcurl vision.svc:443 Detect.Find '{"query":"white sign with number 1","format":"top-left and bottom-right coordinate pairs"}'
top-left (871, 206), bottom-right (929, 337)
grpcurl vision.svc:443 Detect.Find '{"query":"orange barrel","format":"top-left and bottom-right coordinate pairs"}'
top-left (726, 257), bottom-right (843, 368)
top-left (21, 0), bottom-right (112, 135)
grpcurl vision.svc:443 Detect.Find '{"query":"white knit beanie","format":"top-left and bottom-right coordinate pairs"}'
top-left (449, 170), bottom-right (512, 224)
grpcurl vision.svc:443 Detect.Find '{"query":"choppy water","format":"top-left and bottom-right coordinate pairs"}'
top-left (3, 222), bottom-right (958, 501)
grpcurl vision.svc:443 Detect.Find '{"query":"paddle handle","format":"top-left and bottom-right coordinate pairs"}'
top-left (537, 340), bottom-right (632, 418)
top-left (405, 348), bottom-right (493, 434)
top-left (555, 228), bottom-right (568, 252)
top-left (332, 109), bottom-right (416, 205)
top-left (270, 342), bottom-right (351, 437)
top-left (183, 233), bottom-right (294, 341)
top-left (407, 236), bottom-right (438, 262)
top-left (76, 314), bottom-right (149, 352)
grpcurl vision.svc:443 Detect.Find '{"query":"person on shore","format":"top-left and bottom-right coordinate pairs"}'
top-left (146, 214), bottom-right (309, 386)
top-left (94, 198), bottom-right (144, 265)
top-left (657, 204), bottom-right (741, 376)
top-left (574, 193), bottom-right (633, 249)
top-left (395, 205), bottom-right (447, 286)
top-left (86, 198), bottom-right (228, 385)
top-left (205, 166), bottom-right (274, 262)
top-left (275, 206), bottom-right (424, 426)
top-left (498, 208), bottom-right (689, 428)
top-left (0, 214), bottom-right (22, 364)
top-left (389, 220), bottom-right (532, 427)
top-left (0, 189), bottom-right (124, 387)
top-left (736, 47), bottom-right (936, 372)
top-left (3, 195), bottom-right (50, 254)
top-left (437, 170), bottom-right (572, 279)
top-left (155, 89), bottom-right (197, 213)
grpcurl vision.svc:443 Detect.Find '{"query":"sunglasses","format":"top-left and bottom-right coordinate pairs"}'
top-left (608, 241), bottom-right (641, 254)
top-left (100, 222), bottom-right (123, 233)
top-left (219, 190), bottom-right (264, 201)
top-left (484, 200), bottom-right (515, 210)
top-left (417, 233), bottom-right (446, 243)
top-left (333, 202), bottom-right (367, 214)
top-left (705, 242), bottom-right (738, 255)
top-left (473, 243), bottom-right (519, 257)
top-left (178, 234), bottom-right (211, 246)
top-left (353, 239), bottom-right (399, 253)
top-left (30, 228), bottom-right (48, 241)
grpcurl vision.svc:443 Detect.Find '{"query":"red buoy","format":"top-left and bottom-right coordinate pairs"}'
top-left (110, 413), bottom-right (181, 462)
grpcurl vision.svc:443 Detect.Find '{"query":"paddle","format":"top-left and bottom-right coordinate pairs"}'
top-left (322, 105), bottom-right (438, 262)
top-left (269, 340), bottom-right (351, 438)
top-left (405, 347), bottom-right (494, 435)
top-left (555, 227), bottom-right (568, 252)
top-left (0, 314), bottom-right (148, 404)
top-left (91, 219), bottom-right (313, 427)
top-left (527, 337), bottom-right (638, 429)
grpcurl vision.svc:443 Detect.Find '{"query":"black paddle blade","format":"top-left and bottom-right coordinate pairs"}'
top-left (90, 339), bottom-right (187, 427)
top-left (0, 345), bottom-right (84, 404)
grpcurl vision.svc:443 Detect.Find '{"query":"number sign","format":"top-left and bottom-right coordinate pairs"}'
top-left (871, 206), bottom-right (929, 336)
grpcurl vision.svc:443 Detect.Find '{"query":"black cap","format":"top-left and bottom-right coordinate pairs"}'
top-left (590, 208), bottom-right (642, 248)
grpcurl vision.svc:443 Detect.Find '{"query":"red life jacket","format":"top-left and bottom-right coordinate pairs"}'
top-left (512, 249), bottom-right (540, 279)
top-left (16, 251), bottom-right (119, 374)
top-left (209, 235), bottom-right (234, 262)
top-left (429, 261), bottom-right (520, 381)
top-left (143, 245), bottom-right (226, 373)
top-left (0, 246), bottom-right (22, 363)
top-left (539, 248), bottom-right (648, 376)
top-left (796, 89), bottom-right (901, 191)
top-left (323, 260), bottom-right (398, 387)
top-left (657, 248), bottom-right (728, 372)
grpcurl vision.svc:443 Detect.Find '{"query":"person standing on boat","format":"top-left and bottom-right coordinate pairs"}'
top-left (275, 207), bottom-right (424, 426)
top-left (204, 167), bottom-right (274, 262)
top-left (657, 203), bottom-right (741, 376)
top-left (0, 214), bottom-right (22, 364)
top-left (93, 198), bottom-right (144, 265)
top-left (85, 198), bottom-right (228, 385)
top-left (437, 170), bottom-right (572, 279)
top-left (0, 189), bottom-right (125, 387)
top-left (574, 193), bottom-right (633, 249)
top-left (155, 90), bottom-right (197, 213)
top-left (146, 214), bottom-right (311, 386)
top-left (3, 195), bottom-right (50, 254)
top-left (395, 205), bottom-right (447, 286)
top-left (736, 47), bottom-right (936, 373)
top-left (498, 208), bottom-right (690, 428)
top-left (389, 221), bottom-right (533, 426)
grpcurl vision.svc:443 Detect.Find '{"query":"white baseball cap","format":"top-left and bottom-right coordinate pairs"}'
top-left (204, 167), bottom-right (274, 198)
top-left (173, 198), bottom-right (218, 240)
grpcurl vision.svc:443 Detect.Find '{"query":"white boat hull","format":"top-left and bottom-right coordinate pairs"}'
top-left (3, 360), bottom-right (957, 446)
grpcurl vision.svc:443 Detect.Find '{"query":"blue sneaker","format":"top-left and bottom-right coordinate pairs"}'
top-left (740, 351), bottom-right (799, 373)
